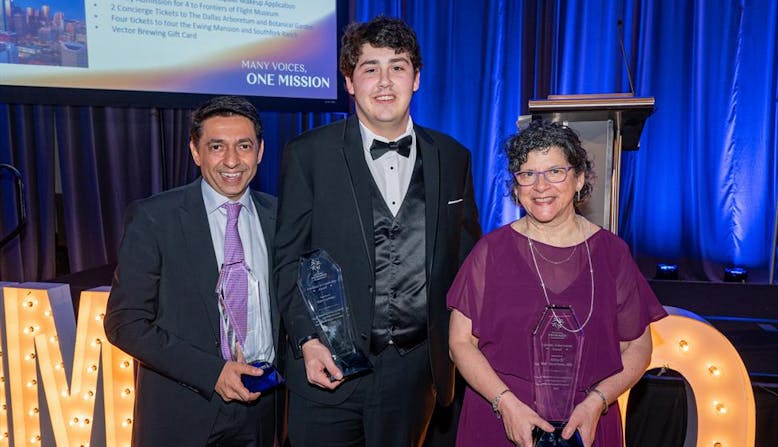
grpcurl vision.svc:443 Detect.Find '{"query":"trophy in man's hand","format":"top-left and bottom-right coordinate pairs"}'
top-left (216, 261), bottom-right (285, 393)
top-left (298, 249), bottom-right (372, 379)
top-left (531, 305), bottom-right (585, 447)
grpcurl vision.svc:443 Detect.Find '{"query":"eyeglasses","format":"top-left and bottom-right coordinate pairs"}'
top-left (513, 166), bottom-right (575, 186)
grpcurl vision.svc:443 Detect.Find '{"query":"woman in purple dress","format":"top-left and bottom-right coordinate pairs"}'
top-left (448, 121), bottom-right (667, 447)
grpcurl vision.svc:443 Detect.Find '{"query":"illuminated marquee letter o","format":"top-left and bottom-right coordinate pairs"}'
top-left (618, 307), bottom-right (756, 447)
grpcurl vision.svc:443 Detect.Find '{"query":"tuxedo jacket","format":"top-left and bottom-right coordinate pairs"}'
top-left (275, 115), bottom-right (481, 406)
top-left (104, 180), bottom-right (280, 446)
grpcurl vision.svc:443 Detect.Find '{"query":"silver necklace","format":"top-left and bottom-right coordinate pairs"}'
top-left (528, 237), bottom-right (594, 333)
top-left (533, 244), bottom-right (577, 265)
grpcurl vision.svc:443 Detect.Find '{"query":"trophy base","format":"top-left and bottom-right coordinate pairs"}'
top-left (241, 361), bottom-right (285, 393)
top-left (332, 349), bottom-right (372, 380)
top-left (532, 424), bottom-right (584, 447)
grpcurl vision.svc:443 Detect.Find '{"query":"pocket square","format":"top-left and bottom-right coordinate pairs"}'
top-left (447, 198), bottom-right (464, 205)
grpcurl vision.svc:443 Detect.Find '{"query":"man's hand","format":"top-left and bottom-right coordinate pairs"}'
top-left (301, 338), bottom-right (344, 390)
top-left (215, 361), bottom-right (263, 402)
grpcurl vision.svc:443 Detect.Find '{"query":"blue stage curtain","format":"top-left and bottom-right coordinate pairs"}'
top-left (0, 0), bottom-right (776, 283)
top-left (0, 104), bottom-right (58, 281)
top-left (615, 0), bottom-right (778, 282)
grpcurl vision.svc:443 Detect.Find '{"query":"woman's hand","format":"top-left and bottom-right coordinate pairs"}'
top-left (562, 327), bottom-right (653, 446)
top-left (562, 393), bottom-right (603, 447)
top-left (498, 392), bottom-right (555, 447)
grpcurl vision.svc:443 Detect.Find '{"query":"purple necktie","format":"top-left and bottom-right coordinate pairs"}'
top-left (220, 202), bottom-right (248, 361)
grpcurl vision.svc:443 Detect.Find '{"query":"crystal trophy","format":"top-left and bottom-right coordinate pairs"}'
top-left (216, 261), bottom-right (285, 393)
top-left (531, 305), bottom-right (585, 447)
top-left (297, 249), bottom-right (372, 378)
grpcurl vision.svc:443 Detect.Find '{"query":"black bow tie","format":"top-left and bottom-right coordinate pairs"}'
top-left (369, 135), bottom-right (412, 160)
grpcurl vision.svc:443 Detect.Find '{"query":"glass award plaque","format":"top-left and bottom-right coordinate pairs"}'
top-left (531, 305), bottom-right (585, 447)
top-left (297, 249), bottom-right (372, 379)
top-left (241, 361), bottom-right (285, 393)
top-left (216, 261), bottom-right (285, 393)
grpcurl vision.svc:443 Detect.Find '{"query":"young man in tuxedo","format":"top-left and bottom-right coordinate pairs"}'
top-left (275, 16), bottom-right (481, 447)
top-left (105, 96), bottom-right (281, 446)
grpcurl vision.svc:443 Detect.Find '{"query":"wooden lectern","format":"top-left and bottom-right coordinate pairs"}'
top-left (526, 94), bottom-right (655, 233)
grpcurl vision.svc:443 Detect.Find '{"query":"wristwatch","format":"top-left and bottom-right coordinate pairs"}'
top-left (298, 333), bottom-right (319, 350)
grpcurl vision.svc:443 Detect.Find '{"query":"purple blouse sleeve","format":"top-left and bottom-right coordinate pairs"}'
top-left (612, 237), bottom-right (668, 341)
top-left (447, 237), bottom-right (489, 338)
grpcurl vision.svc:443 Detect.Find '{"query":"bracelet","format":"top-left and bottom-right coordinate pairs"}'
top-left (491, 388), bottom-right (511, 419)
top-left (591, 388), bottom-right (608, 414)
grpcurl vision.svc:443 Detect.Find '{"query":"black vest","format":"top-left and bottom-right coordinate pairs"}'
top-left (369, 150), bottom-right (427, 355)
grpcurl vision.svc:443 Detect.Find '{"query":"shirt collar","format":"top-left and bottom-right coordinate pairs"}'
top-left (201, 179), bottom-right (253, 215)
top-left (358, 117), bottom-right (415, 154)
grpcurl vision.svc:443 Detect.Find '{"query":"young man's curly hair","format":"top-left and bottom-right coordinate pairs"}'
top-left (339, 16), bottom-right (422, 79)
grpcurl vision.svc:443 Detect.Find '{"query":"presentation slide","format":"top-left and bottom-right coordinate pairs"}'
top-left (0, 0), bottom-right (341, 103)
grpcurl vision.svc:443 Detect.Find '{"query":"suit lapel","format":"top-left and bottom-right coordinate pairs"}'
top-left (179, 181), bottom-right (221, 342)
top-left (251, 191), bottom-right (280, 349)
top-left (417, 126), bottom-right (440, 278)
top-left (252, 192), bottom-right (275, 267)
top-left (339, 116), bottom-right (376, 273)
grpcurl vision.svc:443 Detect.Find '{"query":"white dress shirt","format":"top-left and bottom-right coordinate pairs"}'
top-left (359, 118), bottom-right (417, 216)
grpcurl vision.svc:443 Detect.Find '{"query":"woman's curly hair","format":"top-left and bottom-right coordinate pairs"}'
top-left (505, 120), bottom-right (595, 207)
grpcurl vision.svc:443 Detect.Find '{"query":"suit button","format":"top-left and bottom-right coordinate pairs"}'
top-left (368, 285), bottom-right (373, 293)
top-left (360, 332), bottom-right (368, 340)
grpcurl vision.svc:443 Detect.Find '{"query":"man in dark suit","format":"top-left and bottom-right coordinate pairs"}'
top-left (275, 16), bottom-right (481, 447)
top-left (105, 96), bottom-right (281, 446)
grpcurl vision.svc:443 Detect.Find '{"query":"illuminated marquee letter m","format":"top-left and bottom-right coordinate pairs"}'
top-left (1, 283), bottom-right (135, 447)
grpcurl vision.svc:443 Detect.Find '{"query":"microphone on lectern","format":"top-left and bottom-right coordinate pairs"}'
top-left (617, 19), bottom-right (636, 96)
